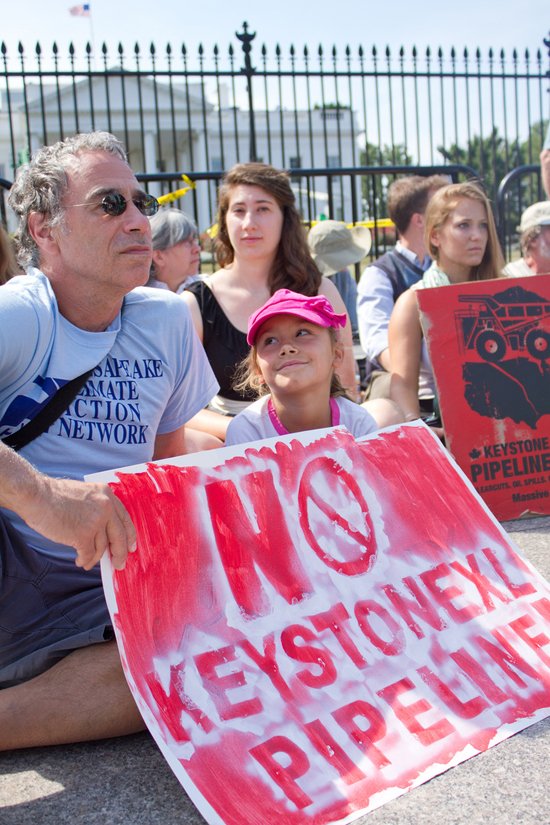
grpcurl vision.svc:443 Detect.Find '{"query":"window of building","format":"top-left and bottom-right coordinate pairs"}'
top-left (289, 156), bottom-right (301, 182)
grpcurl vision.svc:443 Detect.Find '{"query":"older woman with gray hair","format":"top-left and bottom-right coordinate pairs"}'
top-left (147, 208), bottom-right (202, 293)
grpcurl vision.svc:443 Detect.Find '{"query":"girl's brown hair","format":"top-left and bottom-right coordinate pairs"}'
top-left (232, 326), bottom-right (353, 401)
top-left (215, 163), bottom-right (322, 296)
top-left (425, 181), bottom-right (505, 281)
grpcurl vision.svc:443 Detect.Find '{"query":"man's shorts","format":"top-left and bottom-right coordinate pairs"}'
top-left (0, 513), bottom-right (113, 688)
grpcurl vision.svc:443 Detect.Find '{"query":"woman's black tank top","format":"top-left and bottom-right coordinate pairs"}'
top-left (185, 280), bottom-right (256, 402)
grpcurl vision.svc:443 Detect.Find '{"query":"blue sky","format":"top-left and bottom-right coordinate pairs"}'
top-left (1, 0), bottom-right (548, 67)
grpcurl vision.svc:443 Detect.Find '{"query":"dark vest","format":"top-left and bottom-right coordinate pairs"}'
top-left (369, 247), bottom-right (424, 303)
top-left (362, 247), bottom-right (425, 382)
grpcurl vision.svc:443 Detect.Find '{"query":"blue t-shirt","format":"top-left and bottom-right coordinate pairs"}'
top-left (0, 270), bottom-right (219, 558)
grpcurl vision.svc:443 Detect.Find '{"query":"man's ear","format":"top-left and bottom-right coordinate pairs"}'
top-left (27, 212), bottom-right (60, 257)
top-left (410, 212), bottom-right (425, 230)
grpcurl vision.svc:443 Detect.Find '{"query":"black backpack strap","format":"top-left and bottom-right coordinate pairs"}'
top-left (1, 367), bottom-right (95, 452)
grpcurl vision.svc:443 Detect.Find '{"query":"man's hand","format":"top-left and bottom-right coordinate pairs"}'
top-left (25, 476), bottom-right (136, 571)
top-left (0, 443), bottom-right (136, 571)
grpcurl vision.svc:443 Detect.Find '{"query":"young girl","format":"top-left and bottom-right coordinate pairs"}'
top-left (225, 289), bottom-right (379, 445)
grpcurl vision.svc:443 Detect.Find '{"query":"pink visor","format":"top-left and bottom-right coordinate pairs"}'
top-left (247, 288), bottom-right (347, 345)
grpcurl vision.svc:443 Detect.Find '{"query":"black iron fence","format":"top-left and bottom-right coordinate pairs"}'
top-left (497, 164), bottom-right (544, 257)
top-left (1, 26), bottom-right (548, 194)
top-left (1, 23), bottom-right (549, 256)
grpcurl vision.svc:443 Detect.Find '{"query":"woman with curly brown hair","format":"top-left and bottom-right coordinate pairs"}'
top-left (183, 162), bottom-right (357, 441)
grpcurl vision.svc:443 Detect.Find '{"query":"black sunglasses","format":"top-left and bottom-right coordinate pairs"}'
top-left (69, 192), bottom-right (159, 217)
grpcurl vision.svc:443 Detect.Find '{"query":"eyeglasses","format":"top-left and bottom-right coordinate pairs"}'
top-left (68, 192), bottom-right (159, 217)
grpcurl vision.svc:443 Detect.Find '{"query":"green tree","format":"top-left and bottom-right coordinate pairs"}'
top-left (438, 127), bottom-right (508, 206)
top-left (438, 121), bottom-right (548, 250)
top-left (359, 142), bottom-right (412, 223)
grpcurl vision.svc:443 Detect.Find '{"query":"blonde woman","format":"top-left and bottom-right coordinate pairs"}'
top-left (389, 182), bottom-right (505, 435)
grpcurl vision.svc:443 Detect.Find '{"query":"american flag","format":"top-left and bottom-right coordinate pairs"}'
top-left (69, 4), bottom-right (91, 16)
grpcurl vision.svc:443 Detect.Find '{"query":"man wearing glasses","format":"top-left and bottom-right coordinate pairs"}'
top-left (0, 131), bottom-right (218, 749)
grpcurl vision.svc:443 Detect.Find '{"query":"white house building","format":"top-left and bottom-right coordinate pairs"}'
top-left (0, 76), bottom-right (361, 233)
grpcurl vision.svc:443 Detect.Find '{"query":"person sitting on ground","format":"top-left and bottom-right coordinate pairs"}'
top-left (503, 202), bottom-right (550, 278)
top-left (357, 175), bottom-right (448, 399)
top-left (147, 207), bottom-right (202, 293)
top-left (307, 219), bottom-right (372, 342)
top-left (389, 182), bottom-right (505, 438)
top-left (183, 162), bottom-right (358, 442)
top-left (225, 289), bottom-right (378, 446)
top-left (0, 131), bottom-right (218, 751)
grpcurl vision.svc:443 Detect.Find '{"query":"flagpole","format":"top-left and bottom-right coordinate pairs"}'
top-left (69, 5), bottom-right (96, 69)
top-left (88, 11), bottom-right (96, 70)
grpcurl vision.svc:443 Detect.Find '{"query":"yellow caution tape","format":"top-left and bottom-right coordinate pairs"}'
top-left (349, 218), bottom-right (394, 229)
top-left (157, 174), bottom-right (196, 206)
top-left (307, 218), bottom-right (394, 229)
top-left (205, 217), bottom-right (393, 240)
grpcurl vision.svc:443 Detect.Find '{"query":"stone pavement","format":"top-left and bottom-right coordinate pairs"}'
top-left (2, 516), bottom-right (550, 825)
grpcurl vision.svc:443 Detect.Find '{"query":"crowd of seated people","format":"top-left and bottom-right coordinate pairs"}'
top-left (4, 152), bottom-right (547, 445)
top-left (2, 125), bottom-right (550, 755)
top-left (145, 165), bottom-right (550, 444)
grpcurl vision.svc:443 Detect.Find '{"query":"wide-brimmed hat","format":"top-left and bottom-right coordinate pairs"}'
top-left (519, 202), bottom-right (550, 233)
top-left (247, 288), bottom-right (347, 346)
top-left (308, 220), bottom-right (372, 276)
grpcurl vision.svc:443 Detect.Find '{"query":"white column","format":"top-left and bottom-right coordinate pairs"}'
top-left (193, 132), bottom-right (212, 236)
top-left (144, 131), bottom-right (160, 198)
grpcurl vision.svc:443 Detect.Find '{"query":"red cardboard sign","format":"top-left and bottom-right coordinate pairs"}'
top-left (97, 424), bottom-right (550, 825)
top-left (417, 275), bottom-right (550, 521)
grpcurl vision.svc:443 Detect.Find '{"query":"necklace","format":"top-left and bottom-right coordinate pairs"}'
top-left (267, 397), bottom-right (340, 435)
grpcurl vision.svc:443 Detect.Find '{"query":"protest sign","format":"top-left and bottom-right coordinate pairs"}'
top-left (95, 423), bottom-right (550, 825)
top-left (417, 274), bottom-right (550, 521)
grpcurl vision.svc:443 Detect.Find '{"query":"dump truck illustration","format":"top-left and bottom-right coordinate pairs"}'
top-left (454, 285), bottom-right (550, 363)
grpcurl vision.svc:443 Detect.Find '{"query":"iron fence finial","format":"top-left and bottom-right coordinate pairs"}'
top-left (236, 22), bottom-right (256, 72)
top-left (236, 22), bottom-right (258, 162)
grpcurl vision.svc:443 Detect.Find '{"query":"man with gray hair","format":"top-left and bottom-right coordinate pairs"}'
top-left (0, 131), bottom-right (218, 749)
top-left (503, 202), bottom-right (550, 278)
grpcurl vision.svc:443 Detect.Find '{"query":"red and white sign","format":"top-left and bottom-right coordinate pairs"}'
top-left (95, 424), bottom-right (550, 825)
top-left (418, 274), bottom-right (550, 521)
